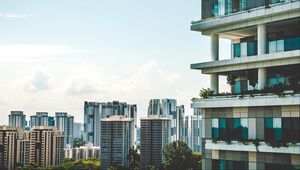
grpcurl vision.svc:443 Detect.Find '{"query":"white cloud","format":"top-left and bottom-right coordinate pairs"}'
top-left (0, 44), bottom-right (81, 62)
top-left (62, 61), bottom-right (181, 98)
top-left (0, 12), bottom-right (34, 18)
top-left (19, 66), bottom-right (52, 92)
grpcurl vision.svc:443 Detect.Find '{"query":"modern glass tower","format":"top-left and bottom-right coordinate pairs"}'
top-left (191, 0), bottom-right (300, 169)
top-left (55, 112), bottom-right (74, 146)
top-left (8, 111), bottom-right (26, 129)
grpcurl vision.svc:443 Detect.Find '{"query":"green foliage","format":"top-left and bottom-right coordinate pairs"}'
top-left (162, 141), bottom-right (201, 170)
top-left (227, 74), bottom-right (238, 86)
top-left (199, 88), bottom-right (214, 99)
top-left (108, 164), bottom-right (130, 170)
top-left (17, 158), bottom-right (100, 170)
top-left (73, 137), bottom-right (85, 148)
top-left (128, 146), bottom-right (140, 170)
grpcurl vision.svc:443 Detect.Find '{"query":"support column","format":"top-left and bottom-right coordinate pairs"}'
top-left (257, 24), bottom-right (266, 55)
top-left (257, 24), bottom-right (267, 90)
top-left (258, 67), bottom-right (267, 90)
top-left (210, 33), bottom-right (219, 94)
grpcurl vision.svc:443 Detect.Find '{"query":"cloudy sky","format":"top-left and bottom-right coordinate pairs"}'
top-left (0, 0), bottom-right (231, 125)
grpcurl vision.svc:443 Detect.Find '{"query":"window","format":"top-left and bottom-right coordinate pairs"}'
top-left (212, 160), bottom-right (249, 170)
top-left (240, 42), bottom-right (247, 57)
top-left (282, 118), bottom-right (300, 141)
top-left (219, 118), bottom-right (226, 140)
top-left (247, 41), bottom-right (256, 56)
top-left (233, 43), bottom-right (241, 58)
top-left (265, 118), bottom-right (282, 141)
top-left (285, 37), bottom-right (300, 51)
top-left (212, 119), bottom-right (219, 140)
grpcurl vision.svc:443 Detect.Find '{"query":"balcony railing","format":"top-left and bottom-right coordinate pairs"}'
top-left (204, 139), bottom-right (300, 154)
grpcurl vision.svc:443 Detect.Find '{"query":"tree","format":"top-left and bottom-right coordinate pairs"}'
top-left (73, 137), bottom-right (85, 148)
top-left (162, 141), bottom-right (194, 170)
top-left (128, 146), bottom-right (140, 170)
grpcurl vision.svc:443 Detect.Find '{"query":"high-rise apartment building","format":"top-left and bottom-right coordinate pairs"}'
top-left (16, 139), bottom-right (30, 167)
top-left (140, 116), bottom-right (170, 168)
top-left (84, 101), bottom-right (137, 146)
top-left (191, 0), bottom-right (300, 169)
top-left (100, 115), bottom-right (134, 170)
top-left (28, 126), bottom-right (64, 167)
top-left (147, 99), bottom-right (184, 142)
top-left (8, 111), bottom-right (26, 129)
top-left (30, 112), bottom-right (50, 127)
top-left (0, 126), bottom-right (26, 170)
top-left (73, 122), bottom-right (83, 138)
top-left (183, 114), bottom-right (202, 153)
top-left (55, 112), bottom-right (74, 146)
top-left (64, 143), bottom-right (100, 160)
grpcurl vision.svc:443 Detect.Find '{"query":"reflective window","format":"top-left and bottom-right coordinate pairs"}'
top-left (269, 40), bottom-right (277, 53)
top-left (265, 118), bottom-right (282, 141)
top-left (282, 118), bottom-right (300, 141)
top-left (212, 119), bottom-right (219, 139)
top-left (241, 118), bottom-right (248, 139)
top-left (233, 43), bottom-right (241, 58)
top-left (219, 118), bottom-right (226, 140)
top-left (240, 42), bottom-right (247, 57)
top-left (277, 40), bottom-right (284, 52)
top-left (247, 41), bottom-right (256, 56)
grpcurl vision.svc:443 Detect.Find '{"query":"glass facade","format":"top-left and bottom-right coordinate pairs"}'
top-left (233, 41), bottom-right (257, 58)
top-left (211, 118), bottom-right (248, 140)
top-left (265, 117), bottom-right (300, 141)
top-left (201, 0), bottom-right (290, 19)
top-left (212, 159), bottom-right (248, 170)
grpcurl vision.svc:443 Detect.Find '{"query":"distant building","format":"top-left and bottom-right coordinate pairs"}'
top-left (100, 115), bottom-right (134, 170)
top-left (17, 139), bottom-right (30, 167)
top-left (8, 111), bottom-right (26, 129)
top-left (73, 122), bottom-right (84, 138)
top-left (84, 101), bottom-right (137, 147)
top-left (30, 112), bottom-right (50, 127)
top-left (0, 126), bottom-right (26, 170)
top-left (28, 126), bottom-right (64, 167)
top-left (147, 99), bottom-right (184, 142)
top-left (55, 112), bottom-right (74, 146)
top-left (140, 116), bottom-right (170, 168)
top-left (64, 143), bottom-right (100, 160)
top-left (183, 114), bottom-right (202, 153)
top-left (48, 116), bottom-right (55, 126)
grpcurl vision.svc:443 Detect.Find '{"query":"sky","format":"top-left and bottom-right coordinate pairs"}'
top-left (0, 0), bottom-right (231, 125)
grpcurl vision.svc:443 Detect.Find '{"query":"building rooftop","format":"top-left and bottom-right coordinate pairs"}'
top-left (101, 115), bottom-right (133, 122)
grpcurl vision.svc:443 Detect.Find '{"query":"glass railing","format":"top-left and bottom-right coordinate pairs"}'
top-left (201, 0), bottom-right (298, 20)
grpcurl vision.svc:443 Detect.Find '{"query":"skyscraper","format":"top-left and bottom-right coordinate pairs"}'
top-left (191, 0), bottom-right (300, 169)
top-left (73, 122), bottom-right (83, 138)
top-left (147, 99), bottom-right (184, 142)
top-left (140, 116), bottom-right (170, 168)
top-left (0, 126), bottom-right (26, 170)
top-left (183, 115), bottom-right (202, 153)
top-left (28, 126), bottom-right (64, 167)
top-left (30, 112), bottom-right (50, 127)
top-left (55, 112), bottom-right (74, 146)
top-left (100, 115), bottom-right (134, 170)
top-left (8, 111), bottom-right (26, 129)
top-left (84, 101), bottom-right (137, 146)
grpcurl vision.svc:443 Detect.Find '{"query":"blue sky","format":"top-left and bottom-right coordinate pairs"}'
top-left (0, 0), bottom-right (230, 124)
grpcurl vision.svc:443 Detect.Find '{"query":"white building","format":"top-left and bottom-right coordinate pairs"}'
top-left (64, 143), bottom-right (100, 160)
top-left (191, 0), bottom-right (300, 169)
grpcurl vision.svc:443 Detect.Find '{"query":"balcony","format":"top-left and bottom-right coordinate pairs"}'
top-left (191, 50), bottom-right (300, 74)
top-left (205, 139), bottom-right (300, 154)
top-left (191, 0), bottom-right (300, 33)
top-left (191, 93), bottom-right (300, 108)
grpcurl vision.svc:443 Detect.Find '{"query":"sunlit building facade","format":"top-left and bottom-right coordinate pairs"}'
top-left (191, 0), bottom-right (300, 169)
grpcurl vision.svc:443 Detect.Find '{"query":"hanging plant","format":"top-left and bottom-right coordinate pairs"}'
top-left (227, 74), bottom-right (238, 86)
